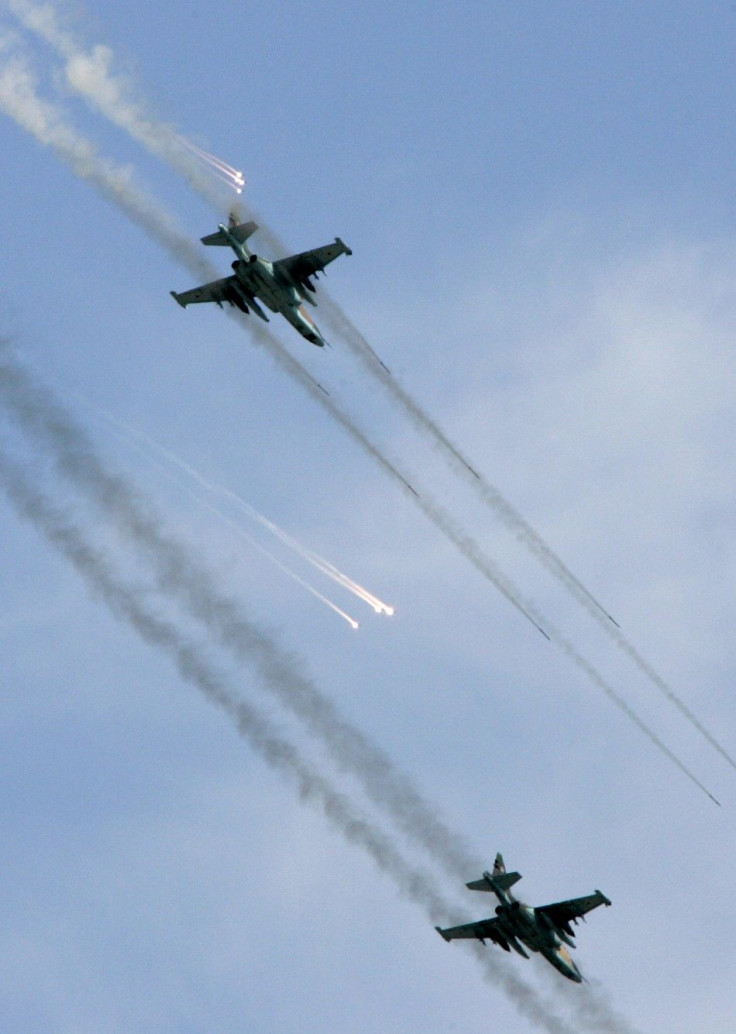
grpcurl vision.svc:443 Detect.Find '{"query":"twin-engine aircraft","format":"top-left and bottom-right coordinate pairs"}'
top-left (435, 853), bottom-right (611, 983)
top-left (170, 214), bottom-right (351, 347)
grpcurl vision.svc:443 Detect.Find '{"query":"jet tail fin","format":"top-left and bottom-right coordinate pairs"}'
top-left (466, 852), bottom-right (521, 892)
top-left (201, 220), bottom-right (258, 246)
top-left (466, 871), bottom-right (522, 892)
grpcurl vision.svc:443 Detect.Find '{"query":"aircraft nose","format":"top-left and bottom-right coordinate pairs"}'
top-left (567, 960), bottom-right (583, 982)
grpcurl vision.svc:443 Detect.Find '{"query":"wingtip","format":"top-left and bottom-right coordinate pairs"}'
top-left (169, 290), bottom-right (185, 309)
top-left (435, 926), bottom-right (450, 942)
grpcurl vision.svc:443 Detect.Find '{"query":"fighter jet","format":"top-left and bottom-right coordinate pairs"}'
top-left (170, 215), bottom-right (352, 347)
top-left (435, 853), bottom-right (610, 983)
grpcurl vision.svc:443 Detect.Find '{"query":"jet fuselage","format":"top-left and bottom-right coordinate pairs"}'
top-left (170, 217), bottom-right (352, 347)
top-left (225, 228), bottom-right (324, 345)
top-left (434, 854), bottom-right (612, 984)
top-left (491, 884), bottom-right (582, 982)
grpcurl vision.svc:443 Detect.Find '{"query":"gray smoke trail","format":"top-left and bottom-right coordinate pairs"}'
top-left (566, 977), bottom-right (645, 1034)
top-left (21, 0), bottom-right (728, 777)
top-left (1, 0), bottom-right (238, 210)
top-left (0, 21), bottom-right (544, 639)
top-left (0, 40), bottom-right (214, 282)
top-left (0, 448), bottom-right (589, 1034)
top-left (0, 54), bottom-right (541, 856)
top-left (0, 342), bottom-right (483, 879)
top-left (3, 338), bottom-right (718, 818)
top-left (0, 24), bottom-right (643, 1028)
top-left (0, 52), bottom-right (719, 806)
top-left (0, 0), bottom-right (622, 629)
top-left (507, 590), bottom-right (721, 807)
top-left (315, 298), bottom-right (736, 773)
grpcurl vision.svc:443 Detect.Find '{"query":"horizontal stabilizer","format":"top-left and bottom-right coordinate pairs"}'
top-left (467, 871), bottom-right (522, 892)
top-left (201, 220), bottom-right (258, 246)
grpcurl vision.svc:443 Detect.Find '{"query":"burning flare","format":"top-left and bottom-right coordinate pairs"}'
top-left (177, 136), bottom-right (245, 193)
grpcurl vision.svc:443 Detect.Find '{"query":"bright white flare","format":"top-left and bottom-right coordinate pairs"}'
top-left (100, 417), bottom-right (395, 617)
top-left (82, 403), bottom-right (384, 625)
top-left (178, 136), bottom-right (245, 184)
top-left (177, 136), bottom-right (245, 193)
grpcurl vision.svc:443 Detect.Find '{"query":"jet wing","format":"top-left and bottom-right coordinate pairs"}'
top-left (170, 276), bottom-right (236, 308)
top-left (436, 917), bottom-right (509, 947)
top-left (536, 890), bottom-right (611, 933)
top-left (273, 239), bottom-right (352, 283)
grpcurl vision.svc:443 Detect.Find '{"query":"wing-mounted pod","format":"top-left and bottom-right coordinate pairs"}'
top-left (506, 936), bottom-right (530, 959)
top-left (537, 910), bottom-right (577, 948)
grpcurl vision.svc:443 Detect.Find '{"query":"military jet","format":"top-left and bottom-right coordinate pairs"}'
top-left (435, 853), bottom-right (610, 983)
top-left (170, 214), bottom-right (352, 347)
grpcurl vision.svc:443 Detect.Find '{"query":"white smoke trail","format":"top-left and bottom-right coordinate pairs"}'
top-left (0, 20), bottom-right (541, 634)
top-left (0, 40), bottom-right (718, 804)
top-left (0, 444), bottom-right (601, 1034)
top-left (16, 0), bottom-right (724, 775)
top-left (207, 522), bottom-right (360, 629)
top-left (0, 25), bottom-right (644, 1026)
top-left (0, 346), bottom-right (720, 911)
top-left (0, 53), bottom-right (716, 804)
top-left (319, 299), bottom-right (736, 774)
top-left (0, 38), bottom-right (213, 280)
top-left (2, 0), bottom-right (238, 208)
top-left (0, 424), bottom-right (642, 1034)
top-left (0, 342), bottom-right (484, 879)
top-left (237, 509), bottom-right (394, 614)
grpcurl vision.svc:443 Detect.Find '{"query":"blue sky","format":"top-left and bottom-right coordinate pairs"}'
top-left (1, 2), bottom-right (735, 1031)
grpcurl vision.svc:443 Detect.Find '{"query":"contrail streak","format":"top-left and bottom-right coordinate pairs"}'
top-left (19, 0), bottom-right (729, 777)
top-left (210, 524), bottom-right (361, 630)
top-left (0, 429), bottom-right (644, 1034)
top-left (70, 399), bottom-right (363, 628)
top-left (0, 64), bottom-right (506, 874)
top-left (0, 45), bottom-right (719, 802)
top-left (193, 161), bottom-right (243, 195)
top-left (84, 402), bottom-right (393, 617)
top-left (177, 135), bottom-right (245, 191)
top-left (1, 0), bottom-right (237, 209)
top-left (0, 21), bottom-right (542, 637)
top-left (0, 23), bottom-right (643, 1028)
top-left (0, 38), bottom-right (723, 806)
top-left (0, 40), bottom-right (213, 281)
top-left (0, 450), bottom-right (591, 1034)
top-left (0, 343), bottom-right (482, 879)
top-left (315, 301), bottom-right (736, 773)
top-left (26, 0), bottom-right (718, 779)
top-left (0, 345), bottom-right (720, 849)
